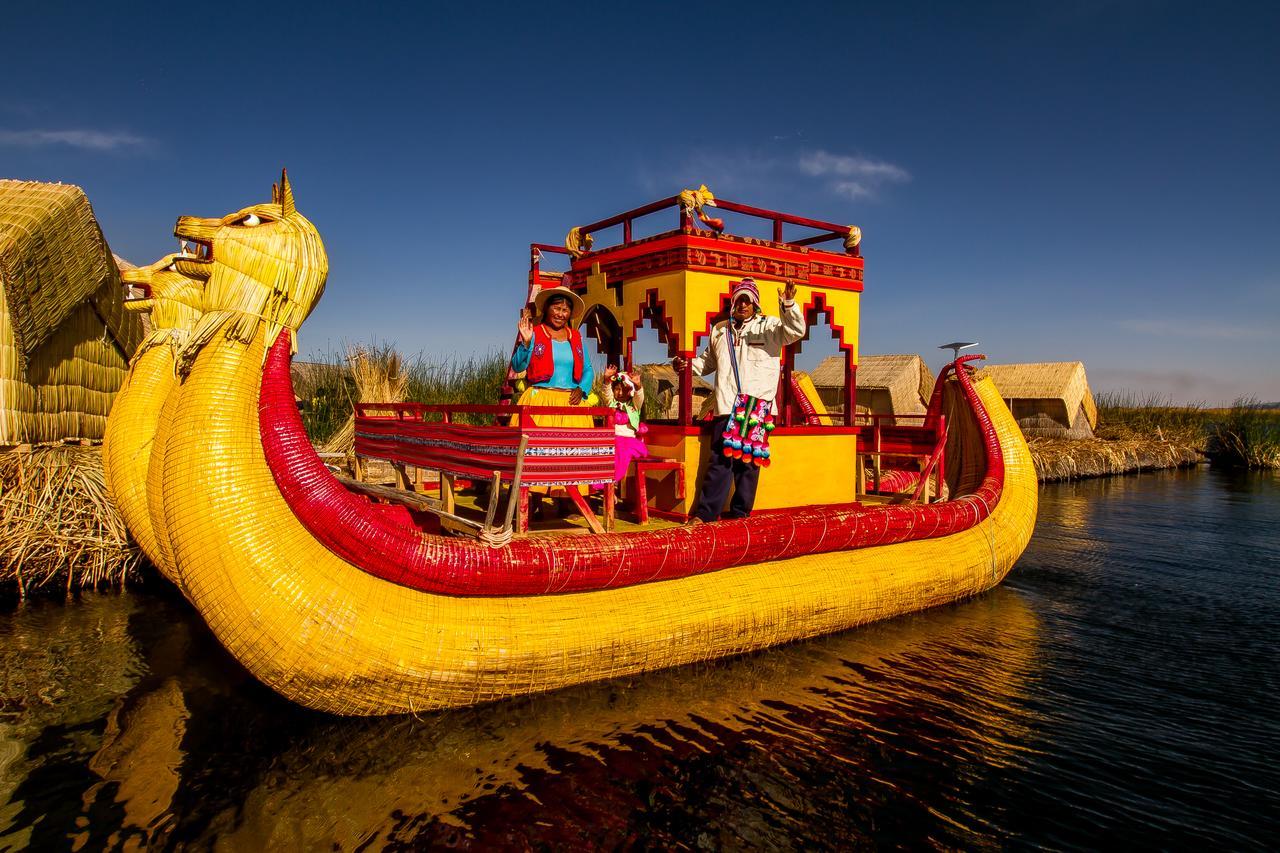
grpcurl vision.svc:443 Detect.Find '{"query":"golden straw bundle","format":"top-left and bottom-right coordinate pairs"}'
top-left (0, 445), bottom-right (141, 596)
top-left (321, 344), bottom-right (408, 455)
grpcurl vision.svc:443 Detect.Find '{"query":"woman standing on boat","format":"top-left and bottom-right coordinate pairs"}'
top-left (511, 285), bottom-right (595, 427)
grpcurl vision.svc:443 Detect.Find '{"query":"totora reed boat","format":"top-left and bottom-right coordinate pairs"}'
top-left (103, 173), bottom-right (1037, 716)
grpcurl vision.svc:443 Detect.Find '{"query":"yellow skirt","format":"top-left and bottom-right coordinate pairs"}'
top-left (511, 386), bottom-right (594, 428)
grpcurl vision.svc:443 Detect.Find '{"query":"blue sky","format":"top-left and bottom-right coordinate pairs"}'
top-left (4, 1), bottom-right (1276, 403)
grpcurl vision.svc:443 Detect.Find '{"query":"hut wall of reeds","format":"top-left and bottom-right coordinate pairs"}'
top-left (637, 362), bottom-right (713, 420)
top-left (981, 361), bottom-right (1097, 439)
top-left (0, 181), bottom-right (143, 445)
top-left (812, 353), bottom-right (934, 421)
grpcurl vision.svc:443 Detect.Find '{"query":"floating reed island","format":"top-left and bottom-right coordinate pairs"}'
top-left (1025, 392), bottom-right (1279, 481)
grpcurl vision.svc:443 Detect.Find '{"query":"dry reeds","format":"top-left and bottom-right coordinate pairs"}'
top-left (1028, 436), bottom-right (1203, 482)
top-left (320, 345), bottom-right (408, 455)
top-left (0, 445), bottom-right (141, 597)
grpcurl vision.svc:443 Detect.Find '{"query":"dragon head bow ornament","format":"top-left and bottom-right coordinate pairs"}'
top-left (121, 255), bottom-right (206, 361)
top-left (172, 169), bottom-right (328, 371)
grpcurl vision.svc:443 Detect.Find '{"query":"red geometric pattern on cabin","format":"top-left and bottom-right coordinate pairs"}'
top-left (564, 233), bottom-right (863, 292)
top-left (625, 288), bottom-right (682, 360)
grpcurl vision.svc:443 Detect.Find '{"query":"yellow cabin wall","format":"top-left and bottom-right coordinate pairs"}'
top-left (644, 429), bottom-right (859, 515)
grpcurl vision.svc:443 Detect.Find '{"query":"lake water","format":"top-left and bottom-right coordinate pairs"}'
top-left (1, 469), bottom-right (1277, 849)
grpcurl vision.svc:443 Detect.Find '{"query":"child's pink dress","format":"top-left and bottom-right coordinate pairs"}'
top-left (604, 383), bottom-right (648, 483)
top-left (612, 409), bottom-right (649, 482)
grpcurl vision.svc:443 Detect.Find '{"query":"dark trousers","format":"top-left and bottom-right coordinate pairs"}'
top-left (694, 416), bottom-right (762, 522)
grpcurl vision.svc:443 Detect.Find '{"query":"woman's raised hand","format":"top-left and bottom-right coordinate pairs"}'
top-left (517, 307), bottom-right (534, 344)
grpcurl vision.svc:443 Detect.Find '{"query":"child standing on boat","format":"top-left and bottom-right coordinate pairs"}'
top-left (600, 365), bottom-right (648, 484)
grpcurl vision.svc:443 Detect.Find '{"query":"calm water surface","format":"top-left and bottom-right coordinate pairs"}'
top-left (1, 469), bottom-right (1277, 849)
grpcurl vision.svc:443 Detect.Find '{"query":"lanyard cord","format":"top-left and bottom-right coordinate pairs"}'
top-left (725, 322), bottom-right (744, 396)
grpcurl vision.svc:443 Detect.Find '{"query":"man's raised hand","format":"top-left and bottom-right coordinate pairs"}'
top-left (781, 280), bottom-right (798, 302)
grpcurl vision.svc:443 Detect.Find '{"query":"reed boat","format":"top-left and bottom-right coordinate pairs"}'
top-left (103, 174), bottom-right (1037, 716)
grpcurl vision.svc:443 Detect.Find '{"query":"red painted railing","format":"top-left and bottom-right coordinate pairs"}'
top-left (566, 195), bottom-right (860, 255)
top-left (354, 403), bottom-right (617, 487)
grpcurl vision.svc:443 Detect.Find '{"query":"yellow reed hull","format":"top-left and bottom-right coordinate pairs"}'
top-left (103, 345), bottom-right (180, 583)
top-left (149, 330), bottom-right (1036, 716)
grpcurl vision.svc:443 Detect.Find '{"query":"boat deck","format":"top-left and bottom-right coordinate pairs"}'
top-left (351, 474), bottom-right (906, 539)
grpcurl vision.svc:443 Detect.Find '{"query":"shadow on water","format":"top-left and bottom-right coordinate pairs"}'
top-left (1, 468), bottom-right (1277, 849)
top-left (2, 585), bottom-right (1044, 849)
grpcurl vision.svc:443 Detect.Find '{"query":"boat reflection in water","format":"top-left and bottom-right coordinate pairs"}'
top-left (41, 585), bottom-right (1038, 848)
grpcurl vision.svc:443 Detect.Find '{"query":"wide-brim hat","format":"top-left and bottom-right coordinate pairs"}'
top-left (533, 285), bottom-right (586, 322)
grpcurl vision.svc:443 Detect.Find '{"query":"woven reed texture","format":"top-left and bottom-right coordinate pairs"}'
top-left (981, 361), bottom-right (1097, 432)
top-left (813, 353), bottom-right (934, 416)
top-left (790, 371), bottom-right (836, 425)
top-left (170, 172), bottom-right (326, 377)
top-left (117, 180), bottom-right (1036, 714)
top-left (0, 181), bottom-right (144, 443)
top-left (102, 259), bottom-right (205, 585)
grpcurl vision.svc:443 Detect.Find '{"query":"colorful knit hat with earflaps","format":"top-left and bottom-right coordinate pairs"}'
top-left (730, 277), bottom-right (760, 306)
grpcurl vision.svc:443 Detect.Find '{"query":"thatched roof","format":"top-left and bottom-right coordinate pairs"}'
top-left (0, 180), bottom-right (142, 369)
top-left (638, 363), bottom-right (712, 391)
top-left (981, 361), bottom-right (1097, 430)
top-left (812, 353), bottom-right (934, 415)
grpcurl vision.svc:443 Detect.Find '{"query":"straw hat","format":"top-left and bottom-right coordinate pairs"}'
top-left (532, 285), bottom-right (585, 323)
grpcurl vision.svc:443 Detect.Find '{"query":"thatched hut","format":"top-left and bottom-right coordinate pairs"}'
top-left (0, 180), bottom-right (143, 445)
top-left (637, 363), bottom-right (713, 420)
top-left (981, 361), bottom-right (1097, 439)
top-left (812, 353), bottom-right (934, 420)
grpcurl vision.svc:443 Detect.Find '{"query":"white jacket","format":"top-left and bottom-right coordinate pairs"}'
top-left (689, 299), bottom-right (806, 416)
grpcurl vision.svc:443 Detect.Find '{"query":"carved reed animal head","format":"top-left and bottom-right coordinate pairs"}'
top-left (121, 254), bottom-right (205, 334)
top-left (172, 169), bottom-right (328, 335)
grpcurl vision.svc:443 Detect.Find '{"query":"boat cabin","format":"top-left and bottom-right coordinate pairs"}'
top-left (353, 190), bottom-right (947, 534)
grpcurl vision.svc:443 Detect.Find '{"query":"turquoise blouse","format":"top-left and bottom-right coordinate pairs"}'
top-left (512, 338), bottom-right (595, 395)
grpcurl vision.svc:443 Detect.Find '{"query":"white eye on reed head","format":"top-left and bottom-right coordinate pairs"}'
top-left (240, 213), bottom-right (261, 226)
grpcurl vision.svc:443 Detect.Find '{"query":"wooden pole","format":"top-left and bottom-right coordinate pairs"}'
top-left (502, 435), bottom-right (530, 532)
top-left (482, 470), bottom-right (502, 531)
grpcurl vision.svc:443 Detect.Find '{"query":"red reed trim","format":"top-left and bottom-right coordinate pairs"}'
top-left (259, 338), bottom-right (1004, 597)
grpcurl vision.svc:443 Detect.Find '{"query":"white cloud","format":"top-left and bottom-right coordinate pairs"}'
top-left (797, 150), bottom-right (910, 200)
top-left (0, 129), bottom-right (149, 151)
top-left (831, 180), bottom-right (873, 200)
top-left (798, 150), bottom-right (911, 182)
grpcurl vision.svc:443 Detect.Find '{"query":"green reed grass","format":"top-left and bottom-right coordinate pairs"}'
top-left (1094, 391), bottom-right (1209, 443)
top-left (1094, 391), bottom-right (1278, 469)
top-left (1206, 397), bottom-right (1280, 469)
top-left (297, 347), bottom-right (509, 442)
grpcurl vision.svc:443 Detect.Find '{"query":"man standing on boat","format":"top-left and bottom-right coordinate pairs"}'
top-left (674, 277), bottom-right (806, 522)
